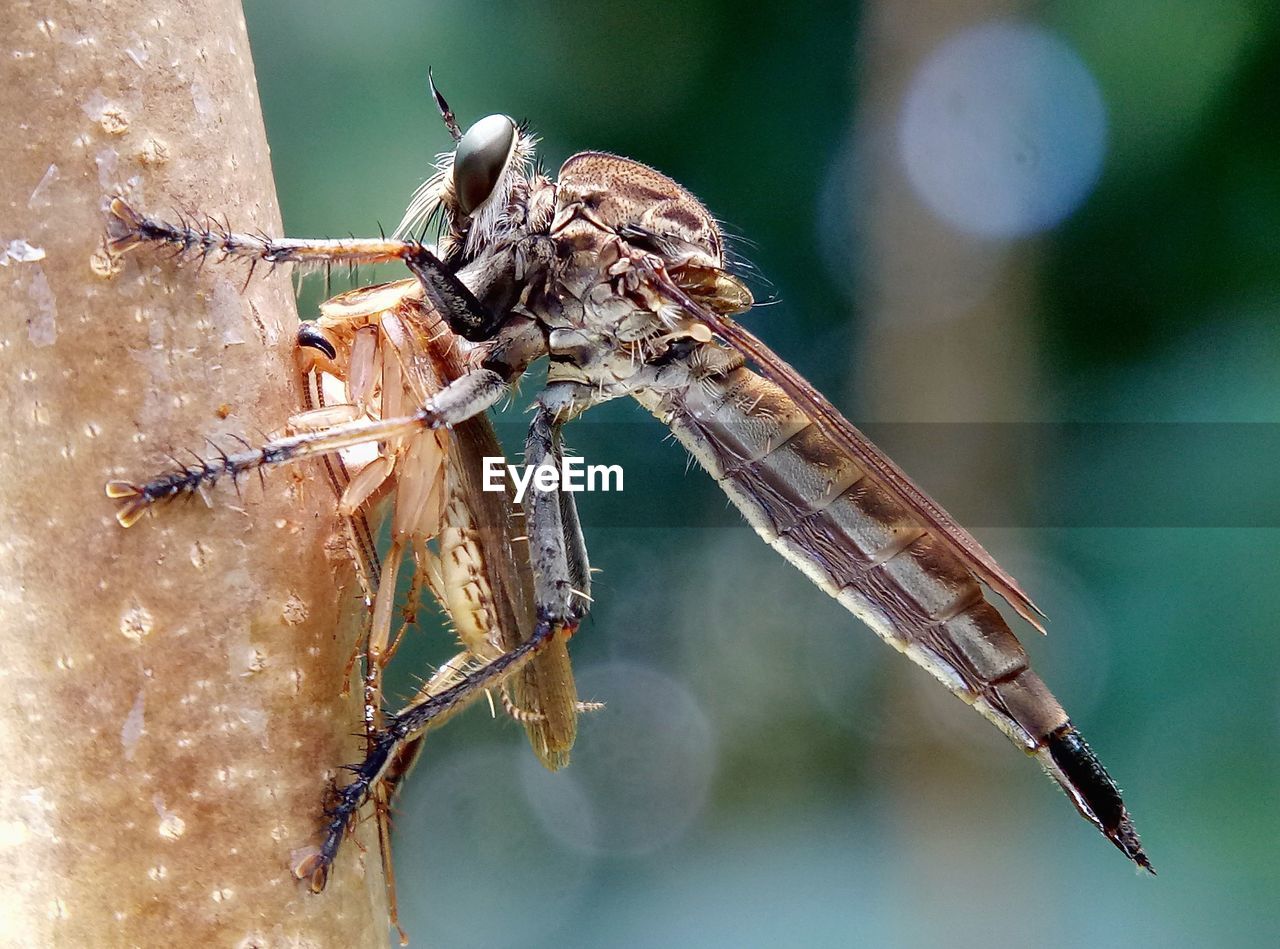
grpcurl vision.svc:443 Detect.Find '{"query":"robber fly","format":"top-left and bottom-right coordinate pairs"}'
top-left (105, 76), bottom-right (1152, 895)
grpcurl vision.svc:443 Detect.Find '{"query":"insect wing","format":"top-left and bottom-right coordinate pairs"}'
top-left (669, 282), bottom-right (1046, 632)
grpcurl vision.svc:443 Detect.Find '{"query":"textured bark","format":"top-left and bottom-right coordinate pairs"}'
top-left (0, 2), bottom-right (388, 945)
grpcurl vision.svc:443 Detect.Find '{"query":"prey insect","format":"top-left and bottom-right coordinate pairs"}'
top-left (292, 276), bottom-right (585, 774)
top-left (286, 276), bottom-right (592, 931)
top-left (106, 76), bottom-right (1152, 899)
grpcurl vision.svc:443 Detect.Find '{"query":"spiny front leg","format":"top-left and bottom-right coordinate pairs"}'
top-left (107, 198), bottom-right (504, 340)
top-left (108, 197), bottom-right (423, 271)
top-left (106, 369), bottom-right (507, 527)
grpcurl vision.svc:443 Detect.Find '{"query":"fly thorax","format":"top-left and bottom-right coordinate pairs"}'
top-left (550, 217), bottom-right (618, 298)
top-left (546, 324), bottom-right (648, 393)
top-left (611, 309), bottom-right (661, 344)
top-left (547, 327), bottom-right (597, 365)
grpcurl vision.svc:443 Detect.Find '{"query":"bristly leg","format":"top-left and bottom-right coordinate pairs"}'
top-left (293, 610), bottom-right (570, 892)
top-left (107, 197), bottom-right (422, 271)
top-left (106, 369), bottom-right (509, 527)
top-left (107, 197), bottom-right (507, 345)
top-left (106, 446), bottom-right (243, 527)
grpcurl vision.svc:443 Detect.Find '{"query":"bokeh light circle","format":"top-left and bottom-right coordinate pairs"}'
top-left (520, 661), bottom-right (716, 857)
top-left (394, 746), bottom-right (594, 948)
top-left (898, 21), bottom-right (1107, 238)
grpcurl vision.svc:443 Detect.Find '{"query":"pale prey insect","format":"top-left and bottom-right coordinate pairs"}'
top-left (288, 274), bottom-right (593, 931)
top-left (105, 76), bottom-right (1151, 898)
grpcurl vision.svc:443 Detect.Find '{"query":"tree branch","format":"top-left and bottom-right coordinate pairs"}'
top-left (0, 2), bottom-right (388, 943)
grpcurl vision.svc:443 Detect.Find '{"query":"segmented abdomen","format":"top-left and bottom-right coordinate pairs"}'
top-left (636, 363), bottom-right (1149, 869)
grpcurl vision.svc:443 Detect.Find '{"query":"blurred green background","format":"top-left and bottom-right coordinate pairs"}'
top-left (243, 2), bottom-right (1279, 946)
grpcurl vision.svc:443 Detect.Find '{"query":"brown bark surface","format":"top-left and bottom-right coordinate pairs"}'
top-left (0, 2), bottom-right (388, 945)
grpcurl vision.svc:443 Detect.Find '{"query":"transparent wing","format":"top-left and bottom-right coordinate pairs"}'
top-left (662, 269), bottom-right (1046, 632)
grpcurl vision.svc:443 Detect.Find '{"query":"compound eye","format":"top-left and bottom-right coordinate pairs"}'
top-left (453, 114), bottom-right (516, 215)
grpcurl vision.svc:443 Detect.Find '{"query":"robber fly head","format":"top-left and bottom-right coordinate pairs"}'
top-left (394, 73), bottom-right (537, 263)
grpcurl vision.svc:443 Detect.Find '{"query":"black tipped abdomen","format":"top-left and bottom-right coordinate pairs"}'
top-left (1048, 724), bottom-right (1154, 873)
top-left (1048, 726), bottom-right (1125, 829)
